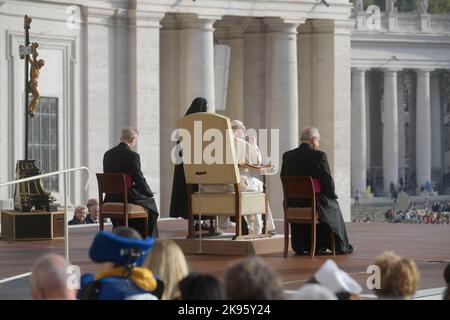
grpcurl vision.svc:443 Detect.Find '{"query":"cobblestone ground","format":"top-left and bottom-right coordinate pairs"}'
top-left (351, 206), bottom-right (390, 223)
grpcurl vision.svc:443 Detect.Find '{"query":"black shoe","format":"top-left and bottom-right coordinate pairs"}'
top-left (194, 222), bottom-right (210, 231)
top-left (201, 222), bottom-right (209, 231)
top-left (268, 230), bottom-right (277, 236)
top-left (337, 246), bottom-right (355, 255)
top-left (317, 248), bottom-right (332, 255)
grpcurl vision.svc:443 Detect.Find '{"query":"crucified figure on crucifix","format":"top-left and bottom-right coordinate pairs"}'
top-left (28, 42), bottom-right (45, 118)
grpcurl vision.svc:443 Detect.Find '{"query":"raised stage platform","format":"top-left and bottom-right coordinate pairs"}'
top-left (174, 233), bottom-right (286, 255)
top-left (0, 219), bottom-right (449, 299)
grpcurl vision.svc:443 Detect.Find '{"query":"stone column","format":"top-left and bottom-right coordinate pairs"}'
top-left (310, 20), bottom-right (353, 221)
top-left (180, 15), bottom-right (217, 113)
top-left (83, 7), bottom-right (115, 197)
top-left (382, 68), bottom-right (400, 193)
top-left (160, 14), bottom-right (181, 217)
top-left (365, 71), bottom-right (371, 170)
top-left (223, 25), bottom-right (244, 121)
top-left (430, 73), bottom-right (442, 182)
top-left (113, 10), bottom-right (131, 142)
top-left (351, 68), bottom-right (367, 197)
top-left (266, 18), bottom-right (299, 156)
top-left (298, 21), bottom-right (313, 131)
top-left (0, 6), bottom-right (8, 198)
top-left (265, 18), bottom-right (299, 218)
top-left (416, 69), bottom-right (433, 190)
top-left (128, 10), bottom-right (163, 209)
top-left (397, 73), bottom-right (406, 186)
top-left (243, 18), bottom-right (266, 130)
top-left (369, 71), bottom-right (384, 174)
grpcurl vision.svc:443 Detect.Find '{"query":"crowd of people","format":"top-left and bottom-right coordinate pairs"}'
top-left (28, 226), bottom-right (450, 300)
top-left (384, 201), bottom-right (450, 225)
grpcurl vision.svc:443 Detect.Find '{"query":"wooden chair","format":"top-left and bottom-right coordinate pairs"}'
top-left (178, 112), bottom-right (271, 240)
top-left (96, 173), bottom-right (148, 237)
top-left (281, 176), bottom-right (335, 258)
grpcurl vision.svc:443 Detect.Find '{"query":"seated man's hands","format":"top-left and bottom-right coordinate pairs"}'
top-left (248, 133), bottom-right (257, 146)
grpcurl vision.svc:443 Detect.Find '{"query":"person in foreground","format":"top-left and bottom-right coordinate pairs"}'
top-left (306, 259), bottom-right (362, 300)
top-left (143, 239), bottom-right (189, 300)
top-left (78, 227), bottom-right (163, 300)
top-left (280, 127), bottom-right (354, 254)
top-left (443, 263), bottom-right (450, 300)
top-left (30, 253), bottom-right (77, 300)
top-left (103, 128), bottom-right (159, 237)
top-left (224, 256), bottom-right (284, 300)
top-left (373, 251), bottom-right (420, 300)
top-left (179, 272), bottom-right (224, 300)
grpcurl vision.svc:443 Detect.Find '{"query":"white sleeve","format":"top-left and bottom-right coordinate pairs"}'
top-left (235, 137), bottom-right (262, 165)
top-left (245, 140), bottom-right (262, 165)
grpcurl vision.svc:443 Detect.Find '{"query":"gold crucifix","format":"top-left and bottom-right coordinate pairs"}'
top-left (28, 42), bottom-right (45, 118)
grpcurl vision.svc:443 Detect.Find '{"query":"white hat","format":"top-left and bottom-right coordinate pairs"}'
top-left (314, 260), bottom-right (362, 294)
top-left (291, 284), bottom-right (337, 300)
top-left (231, 120), bottom-right (245, 130)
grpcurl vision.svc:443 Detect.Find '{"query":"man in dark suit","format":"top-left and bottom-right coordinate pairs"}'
top-left (103, 128), bottom-right (159, 238)
top-left (280, 127), bottom-right (353, 254)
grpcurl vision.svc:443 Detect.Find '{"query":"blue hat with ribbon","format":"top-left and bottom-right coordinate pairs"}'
top-left (89, 231), bottom-right (154, 267)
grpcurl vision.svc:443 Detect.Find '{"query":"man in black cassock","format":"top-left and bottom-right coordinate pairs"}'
top-left (103, 128), bottom-right (159, 238)
top-left (280, 127), bottom-right (354, 254)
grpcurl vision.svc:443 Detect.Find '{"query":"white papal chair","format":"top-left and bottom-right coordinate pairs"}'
top-left (177, 112), bottom-right (271, 240)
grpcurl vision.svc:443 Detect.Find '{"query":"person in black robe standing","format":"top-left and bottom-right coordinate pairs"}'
top-left (103, 128), bottom-right (159, 238)
top-left (169, 97), bottom-right (249, 234)
top-left (280, 127), bottom-right (354, 254)
top-left (169, 97), bottom-right (208, 220)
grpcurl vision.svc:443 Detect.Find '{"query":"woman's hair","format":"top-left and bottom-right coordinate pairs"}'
top-left (373, 251), bottom-right (420, 299)
top-left (224, 257), bottom-right (284, 300)
top-left (143, 239), bottom-right (189, 300)
top-left (74, 205), bottom-right (87, 215)
top-left (179, 272), bottom-right (224, 300)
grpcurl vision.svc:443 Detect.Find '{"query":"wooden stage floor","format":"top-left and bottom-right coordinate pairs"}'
top-left (0, 220), bottom-right (449, 299)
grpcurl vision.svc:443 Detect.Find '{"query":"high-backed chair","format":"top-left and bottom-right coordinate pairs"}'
top-left (96, 173), bottom-right (148, 237)
top-left (178, 112), bottom-right (270, 240)
top-left (281, 176), bottom-right (335, 258)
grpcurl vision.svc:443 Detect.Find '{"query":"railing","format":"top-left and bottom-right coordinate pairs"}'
top-left (0, 166), bottom-right (91, 261)
top-left (354, 12), bottom-right (450, 34)
top-left (429, 14), bottom-right (450, 33)
top-left (397, 13), bottom-right (421, 33)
